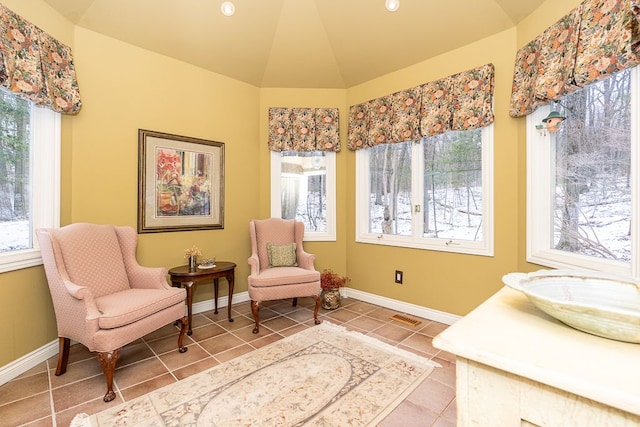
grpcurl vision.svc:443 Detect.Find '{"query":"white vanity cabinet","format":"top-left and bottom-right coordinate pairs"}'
top-left (433, 287), bottom-right (640, 427)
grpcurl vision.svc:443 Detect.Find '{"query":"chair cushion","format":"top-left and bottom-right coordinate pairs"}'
top-left (266, 242), bottom-right (298, 267)
top-left (95, 287), bottom-right (186, 329)
top-left (249, 266), bottom-right (319, 288)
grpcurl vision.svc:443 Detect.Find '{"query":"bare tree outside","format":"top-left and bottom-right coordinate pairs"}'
top-left (280, 151), bottom-right (328, 233)
top-left (0, 89), bottom-right (31, 253)
top-left (366, 130), bottom-right (483, 242)
top-left (368, 141), bottom-right (412, 235)
top-left (423, 129), bottom-right (483, 241)
top-left (552, 69), bottom-right (631, 262)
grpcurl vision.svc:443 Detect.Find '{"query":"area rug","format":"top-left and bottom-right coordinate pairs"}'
top-left (71, 322), bottom-right (439, 426)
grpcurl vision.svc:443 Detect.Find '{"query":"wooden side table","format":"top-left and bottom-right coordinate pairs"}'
top-left (169, 261), bottom-right (236, 335)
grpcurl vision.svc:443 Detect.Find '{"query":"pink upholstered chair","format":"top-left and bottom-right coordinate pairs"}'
top-left (36, 223), bottom-right (188, 402)
top-left (248, 218), bottom-right (321, 333)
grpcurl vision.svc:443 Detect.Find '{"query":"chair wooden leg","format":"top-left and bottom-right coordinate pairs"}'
top-left (55, 337), bottom-right (70, 376)
top-left (97, 349), bottom-right (120, 402)
top-left (251, 300), bottom-right (260, 334)
top-left (292, 297), bottom-right (298, 307)
top-left (313, 294), bottom-right (321, 325)
top-left (177, 316), bottom-right (188, 353)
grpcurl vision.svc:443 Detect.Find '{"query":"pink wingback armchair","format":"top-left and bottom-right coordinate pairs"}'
top-left (36, 223), bottom-right (188, 402)
top-left (248, 218), bottom-right (321, 333)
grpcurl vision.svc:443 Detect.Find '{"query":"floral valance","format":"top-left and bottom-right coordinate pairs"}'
top-left (347, 63), bottom-right (494, 150)
top-left (0, 5), bottom-right (82, 114)
top-left (268, 107), bottom-right (340, 152)
top-left (510, 0), bottom-right (640, 117)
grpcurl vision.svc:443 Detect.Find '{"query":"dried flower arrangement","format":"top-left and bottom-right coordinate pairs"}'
top-left (184, 246), bottom-right (202, 259)
top-left (320, 269), bottom-right (350, 291)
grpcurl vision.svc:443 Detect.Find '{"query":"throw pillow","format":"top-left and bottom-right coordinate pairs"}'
top-left (266, 242), bottom-right (298, 267)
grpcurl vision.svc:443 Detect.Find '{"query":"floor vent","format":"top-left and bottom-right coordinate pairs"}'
top-left (390, 314), bottom-right (421, 327)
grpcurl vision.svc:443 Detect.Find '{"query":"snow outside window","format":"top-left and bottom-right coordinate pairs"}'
top-left (355, 126), bottom-right (494, 256)
top-left (0, 88), bottom-right (60, 272)
top-left (527, 67), bottom-right (639, 277)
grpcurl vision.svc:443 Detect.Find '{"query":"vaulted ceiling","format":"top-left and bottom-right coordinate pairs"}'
top-left (42, 0), bottom-right (545, 88)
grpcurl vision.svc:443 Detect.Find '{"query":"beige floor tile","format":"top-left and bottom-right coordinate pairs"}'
top-left (322, 307), bottom-right (360, 323)
top-left (342, 300), bottom-right (377, 314)
top-left (400, 332), bottom-right (439, 356)
top-left (198, 332), bottom-right (244, 355)
top-left (173, 357), bottom-right (220, 380)
top-left (369, 322), bottom-right (415, 343)
top-left (113, 357), bottom-right (171, 390)
top-left (52, 374), bottom-right (112, 412)
top-left (214, 343), bottom-right (254, 363)
top-left (186, 322), bottom-right (227, 342)
top-left (0, 297), bottom-right (455, 426)
top-left (250, 332), bottom-right (285, 349)
top-left (262, 315), bottom-right (298, 331)
top-left (49, 358), bottom-right (103, 389)
top-left (120, 373), bottom-right (177, 401)
top-left (346, 314), bottom-right (386, 332)
top-left (407, 377), bottom-right (456, 415)
top-left (219, 313), bottom-right (256, 331)
top-left (378, 399), bottom-right (439, 427)
top-left (0, 371), bottom-right (49, 406)
top-left (0, 391), bottom-right (52, 425)
top-left (232, 323), bottom-right (276, 341)
top-left (159, 343), bottom-right (209, 371)
top-left (283, 307), bottom-right (318, 323)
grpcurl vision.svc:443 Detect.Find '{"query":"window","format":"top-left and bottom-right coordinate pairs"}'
top-left (527, 67), bottom-right (638, 276)
top-left (356, 125), bottom-right (494, 256)
top-left (0, 88), bottom-right (60, 273)
top-left (271, 150), bottom-right (336, 241)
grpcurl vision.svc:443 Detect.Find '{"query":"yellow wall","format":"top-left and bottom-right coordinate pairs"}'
top-left (0, 0), bottom-right (584, 367)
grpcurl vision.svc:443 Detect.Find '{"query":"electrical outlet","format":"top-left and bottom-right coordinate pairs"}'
top-left (395, 270), bottom-right (403, 284)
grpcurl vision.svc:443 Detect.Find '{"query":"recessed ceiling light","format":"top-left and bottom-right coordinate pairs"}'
top-left (385, 0), bottom-right (400, 12)
top-left (221, 1), bottom-right (235, 17)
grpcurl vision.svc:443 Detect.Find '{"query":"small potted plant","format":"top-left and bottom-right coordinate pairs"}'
top-left (184, 246), bottom-right (202, 271)
top-left (320, 269), bottom-right (350, 309)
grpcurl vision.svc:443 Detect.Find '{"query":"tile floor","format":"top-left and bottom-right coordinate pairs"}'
top-left (0, 297), bottom-right (457, 427)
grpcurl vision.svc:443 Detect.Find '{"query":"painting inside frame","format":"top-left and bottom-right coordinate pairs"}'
top-left (138, 129), bottom-right (224, 233)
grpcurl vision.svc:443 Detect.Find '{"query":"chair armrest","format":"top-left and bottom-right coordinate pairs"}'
top-left (248, 254), bottom-right (260, 275)
top-left (61, 279), bottom-right (101, 319)
top-left (129, 265), bottom-right (171, 290)
top-left (297, 249), bottom-right (316, 270)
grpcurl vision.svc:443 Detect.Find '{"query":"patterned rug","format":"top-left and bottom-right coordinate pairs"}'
top-left (71, 322), bottom-right (439, 426)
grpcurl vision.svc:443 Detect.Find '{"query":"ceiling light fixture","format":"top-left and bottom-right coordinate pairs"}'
top-left (385, 0), bottom-right (400, 12)
top-left (221, 1), bottom-right (235, 17)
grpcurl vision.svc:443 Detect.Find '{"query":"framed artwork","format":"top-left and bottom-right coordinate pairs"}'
top-left (138, 129), bottom-right (225, 233)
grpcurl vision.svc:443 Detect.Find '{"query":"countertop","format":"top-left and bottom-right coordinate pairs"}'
top-left (432, 286), bottom-right (640, 416)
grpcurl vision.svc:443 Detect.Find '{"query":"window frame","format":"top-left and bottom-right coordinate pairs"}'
top-left (526, 67), bottom-right (639, 277)
top-left (0, 103), bottom-right (60, 273)
top-left (355, 125), bottom-right (494, 257)
top-left (270, 150), bottom-right (337, 241)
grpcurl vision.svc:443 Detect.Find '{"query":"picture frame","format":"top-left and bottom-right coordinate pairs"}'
top-left (138, 129), bottom-right (225, 233)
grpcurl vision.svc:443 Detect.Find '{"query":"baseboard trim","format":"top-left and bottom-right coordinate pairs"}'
top-left (0, 339), bottom-right (58, 387)
top-left (0, 289), bottom-right (457, 386)
top-left (191, 291), bottom-right (250, 315)
top-left (342, 288), bottom-right (461, 326)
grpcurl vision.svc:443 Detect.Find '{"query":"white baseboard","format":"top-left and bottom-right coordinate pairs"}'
top-left (191, 291), bottom-right (250, 315)
top-left (0, 289), bottom-right (457, 386)
top-left (0, 339), bottom-right (58, 387)
top-left (342, 288), bottom-right (461, 326)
